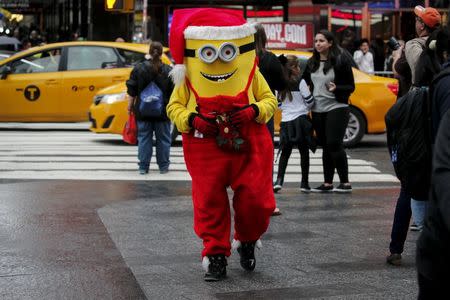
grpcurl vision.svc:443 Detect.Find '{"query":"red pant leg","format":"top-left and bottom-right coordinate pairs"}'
top-left (183, 133), bottom-right (232, 257)
top-left (231, 124), bottom-right (276, 242)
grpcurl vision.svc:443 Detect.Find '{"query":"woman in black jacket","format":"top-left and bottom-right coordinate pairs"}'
top-left (302, 30), bottom-right (355, 193)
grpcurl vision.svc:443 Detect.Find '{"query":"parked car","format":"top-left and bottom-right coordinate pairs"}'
top-left (0, 41), bottom-right (171, 122)
top-left (90, 49), bottom-right (398, 147)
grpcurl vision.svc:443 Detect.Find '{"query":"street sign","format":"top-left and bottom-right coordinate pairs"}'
top-left (261, 22), bottom-right (314, 49)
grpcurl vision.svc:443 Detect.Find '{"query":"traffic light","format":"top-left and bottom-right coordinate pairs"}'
top-left (105, 0), bottom-right (124, 11)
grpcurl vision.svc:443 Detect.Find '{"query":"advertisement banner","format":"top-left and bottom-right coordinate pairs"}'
top-left (261, 22), bottom-right (314, 50)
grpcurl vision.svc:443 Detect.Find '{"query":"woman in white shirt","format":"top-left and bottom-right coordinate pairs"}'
top-left (274, 55), bottom-right (315, 193)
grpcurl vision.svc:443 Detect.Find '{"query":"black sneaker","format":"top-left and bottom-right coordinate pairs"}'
top-left (300, 182), bottom-right (311, 193)
top-left (204, 255), bottom-right (227, 282)
top-left (311, 184), bottom-right (334, 193)
top-left (237, 242), bottom-right (257, 271)
top-left (273, 179), bottom-right (282, 193)
top-left (334, 183), bottom-right (352, 193)
top-left (386, 253), bottom-right (402, 266)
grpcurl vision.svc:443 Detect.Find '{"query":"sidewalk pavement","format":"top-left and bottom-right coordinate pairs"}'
top-left (0, 180), bottom-right (417, 299)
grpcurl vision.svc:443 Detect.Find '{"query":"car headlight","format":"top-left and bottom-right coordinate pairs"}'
top-left (98, 93), bottom-right (126, 104)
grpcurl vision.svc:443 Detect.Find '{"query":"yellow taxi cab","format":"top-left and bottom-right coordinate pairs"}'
top-left (90, 49), bottom-right (398, 147)
top-left (0, 41), bottom-right (171, 122)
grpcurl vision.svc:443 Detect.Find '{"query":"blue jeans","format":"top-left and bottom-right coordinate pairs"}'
top-left (389, 184), bottom-right (411, 254)
top-left (137, 120), bottom-right (171, 172)
top-left (411, 198), bottom-right (428, 228)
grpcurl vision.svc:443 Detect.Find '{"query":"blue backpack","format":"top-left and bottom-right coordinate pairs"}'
top-left (139, 81), bottom-right (163, 117)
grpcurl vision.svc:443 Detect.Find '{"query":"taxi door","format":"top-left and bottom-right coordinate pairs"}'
top-left (0, 49), bottom-right (62, 121)
top-left (60, 45), bottom-right (131, 120)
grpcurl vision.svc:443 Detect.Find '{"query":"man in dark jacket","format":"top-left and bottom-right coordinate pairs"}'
top-left (416, 109), bottom-right (450, 299)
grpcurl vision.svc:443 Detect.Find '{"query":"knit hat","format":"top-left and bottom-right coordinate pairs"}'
top-left (414, 5), bottom-right (441, 29)
top-left (169, 8), bottom-right (256, 85)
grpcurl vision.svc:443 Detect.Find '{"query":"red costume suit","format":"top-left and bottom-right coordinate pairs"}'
top-left (166, 8), bottom-right (277, 281)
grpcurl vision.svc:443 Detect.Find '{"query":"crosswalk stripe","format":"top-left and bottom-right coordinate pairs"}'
top-left (0, 132), bottom-right (398, 182)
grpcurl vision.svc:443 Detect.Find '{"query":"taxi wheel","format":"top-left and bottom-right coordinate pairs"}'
top-left (343, 107), bottom-right (366, 148)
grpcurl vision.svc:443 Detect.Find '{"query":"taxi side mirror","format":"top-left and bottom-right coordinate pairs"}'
top-left (1, 66), bottom-right (11, 80)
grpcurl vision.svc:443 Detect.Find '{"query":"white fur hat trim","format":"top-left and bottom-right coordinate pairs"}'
top-left (184, 23), bottom-right (256, 41)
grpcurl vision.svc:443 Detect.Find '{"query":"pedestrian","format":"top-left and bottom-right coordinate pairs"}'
top-left (115, 37), bottom-right (125, 43)
top-left (386, 5), bottom-right (441, 266)
top-left (273, 54), bottom-right (315, 193)
top-left (166, 8), bottom-right (277, 281)
top-left (416, 109), bottom-right (450, 299)
top-left (353, 38), bottom-right (374, 74)
top-left (254, 23), bottom-right (287, 216)
top-left (430, 26), bottom-right (450, 142)
top-left (302, 29), bottom-right (355, 193)
top-left (126, 41), bottom-right (173, 175)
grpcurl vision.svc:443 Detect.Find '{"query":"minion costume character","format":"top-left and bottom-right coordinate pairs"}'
top-left (166, 8), bottom-right (277, 281)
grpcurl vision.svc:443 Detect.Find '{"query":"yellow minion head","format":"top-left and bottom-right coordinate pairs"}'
top-left (169, 8), bottom-right (256, 96)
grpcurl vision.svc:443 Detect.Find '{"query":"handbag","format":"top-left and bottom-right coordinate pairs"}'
top-left (122, 112), bottom-right (138, 145)
top-left (139, 81), bottom-right (164, 117)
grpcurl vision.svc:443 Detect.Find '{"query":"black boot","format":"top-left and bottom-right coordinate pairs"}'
top-left (237, 242), bottom-right (256, 271)
top-left (204, 254), bottom-right (227, 281)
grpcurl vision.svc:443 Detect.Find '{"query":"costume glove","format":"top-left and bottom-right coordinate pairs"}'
top-left (190, 114), bottom-right (218, 136)
top-left (230, 104), bottom-right (259, 127)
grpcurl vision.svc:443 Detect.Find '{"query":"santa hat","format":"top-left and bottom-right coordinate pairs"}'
top-left (169, 8), bottom-right (256, 85)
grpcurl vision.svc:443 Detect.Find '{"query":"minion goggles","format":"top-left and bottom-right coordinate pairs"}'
top-left (184, 42), bottom-right (255, 64)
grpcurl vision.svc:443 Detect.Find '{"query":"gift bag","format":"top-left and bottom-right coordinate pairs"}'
top-left (123, 112), bottom-right (138, 145)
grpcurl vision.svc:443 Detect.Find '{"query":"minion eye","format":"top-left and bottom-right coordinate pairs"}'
top-left (199, 45), bottom-right (218, 63)
top-left (219, 43), bottom-right (237, 62)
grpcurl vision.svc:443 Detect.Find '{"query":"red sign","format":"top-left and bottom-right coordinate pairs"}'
top-left (261, 22), bottom-right (314, 50)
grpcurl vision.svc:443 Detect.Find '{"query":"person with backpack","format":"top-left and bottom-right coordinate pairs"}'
top-left (302, 30), bottom-right (355, 193)
top-left (414, 26), bottom-right (450, 297)
top-left (385, 6), bottom-right (441, 266)
top-left (416, 109), bottom-right (450, 299)
top-left (273, 55), bottom-right (315, 194)
top-left (126, 41), bottom-right (174, 175)
top-left (430, 26), bottom-right (450, 142)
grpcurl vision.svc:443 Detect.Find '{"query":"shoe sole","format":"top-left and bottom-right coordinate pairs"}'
top-left (300, 188), bottom-right (311, 193)
top-left (204, 275), bottom-right (226, 282)
top-left (333, 189), bottom-right (352, 193)
top-left (386, 259), bottom-right (402, 266)
top-left (273, 185), bottom-right (282, 193)
top-left (311, 189), bottom-right (333, 193)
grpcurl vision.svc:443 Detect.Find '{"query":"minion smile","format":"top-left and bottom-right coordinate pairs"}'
top-left (201, 69), bottom-right (237, 82)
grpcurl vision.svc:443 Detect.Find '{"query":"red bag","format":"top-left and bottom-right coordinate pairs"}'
top-left (122, 112), bottom-right (138, 145)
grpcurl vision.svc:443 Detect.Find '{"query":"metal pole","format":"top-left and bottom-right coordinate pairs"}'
top-left (142, 0), bottom-right (148, 41)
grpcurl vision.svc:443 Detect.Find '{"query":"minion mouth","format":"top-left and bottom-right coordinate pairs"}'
top-left (201, 69), bottom-right (237, 82)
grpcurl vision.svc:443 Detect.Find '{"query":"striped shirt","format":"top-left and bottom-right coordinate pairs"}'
top-left (279, 79), bottom-right (314, 122)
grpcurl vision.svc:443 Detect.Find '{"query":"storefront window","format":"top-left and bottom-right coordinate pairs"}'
top-left (330, 8), bottom-right (362, 50)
